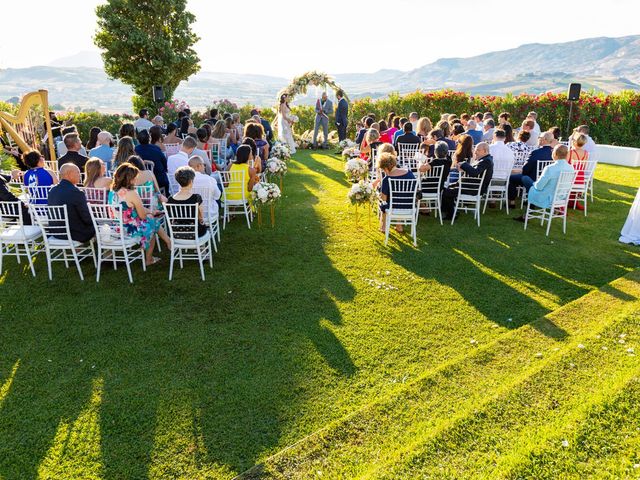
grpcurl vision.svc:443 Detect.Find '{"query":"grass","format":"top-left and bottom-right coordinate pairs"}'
top-left (0, 150), bottom-right (638, 479)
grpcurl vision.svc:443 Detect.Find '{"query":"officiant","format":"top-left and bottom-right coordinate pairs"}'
top-left (313, 92), bottom-right (333, 149)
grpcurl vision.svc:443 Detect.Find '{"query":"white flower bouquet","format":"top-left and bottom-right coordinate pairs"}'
top-left (251, 182), bottom-right (281, 205)
top-left (290, 114), bottom-right (299, 123)
top-left (339, 139), bottom-right (357, 149)
top-left (342, 146), bottom-right (360, 160)
top-left (265, 158), bottom-right (288, 176)
top-left (270, 141), bottom-right (292, 161)
top-left (347, 180), bottom-right (376, 205)
top-left (344, 158), bottom-right (368, 182)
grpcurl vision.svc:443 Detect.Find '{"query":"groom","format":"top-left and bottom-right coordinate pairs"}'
top-left (313, 92), bottom-right (333, 149)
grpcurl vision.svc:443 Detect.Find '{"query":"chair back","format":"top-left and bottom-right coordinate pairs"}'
top-left (0, 201), bottom-right (27, 231)
top-left (44, 160), bottom-right (59, 173)
top-left (136, 184), bottom-right (155, 210)
top-left (80, 187), bottom-right (108, 205)
top-left (23, 185), bottom-right (53, 205)
top-left (191, 186), bottom-right (216, 220)
top-left (420, 165), bottom-right (444, 197)
top-left (512, 150), bottom-right (530, 169)
top-left (210, 138), bottom-right (227, 165)
top-left (388, 178), bottom-right (418, 211)
top-left (163, 202), bottom-right (200, 241)
top-left (30, 204), bottom-right (73, 243)
top-left (493, 156), bottom-right (515, 181)
top-left (220, 170), bottom-right (247, 203)
top-left (397, 143), bottom-right (420, 168)
top-left (536, 160), bottom-right (554, 179)
top-left (552, 170), bottom-right (578, 207)
top-left (143, 160), bottom-right (155, 171)
top-left (571, 159), bottom-right (597, 186)
top-left (88, 204), bottom-right (127, 246)
top-left (457, 171), bottom-right (486, 199)
top-left (164, 143), bottom-right (181, 156)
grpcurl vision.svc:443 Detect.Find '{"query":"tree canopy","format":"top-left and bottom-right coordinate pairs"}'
top-left (94, 0), bottom-right (200, 111)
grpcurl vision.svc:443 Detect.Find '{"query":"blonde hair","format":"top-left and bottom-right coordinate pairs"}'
top-left (211, 120), bottom-right (227, 139)
top-left (416, 117), bottom-right (432, 135)
top-left (377, 143), bottom-right (395, 156)
top-left (573, 133), bottom-right (587, 148)
top-left (377, 151), bottom-right (397, 171)
top-left (365, 128), bottom-right (380, 144)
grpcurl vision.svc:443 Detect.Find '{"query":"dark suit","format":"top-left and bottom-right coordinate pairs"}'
top-left (58, 151), bottom-right (89, 172)
top-left (47, 180), bottom-right (95, 242)
top-left (260, 118), bottom-right (274, 144)
top-left (508, 145), bottom-right (553, 200)
top-left (135, 143), bottom-right (169, 193)
top-left (335, 97), bottom-right (349, 141)
top-left (0, 174), bottom-right (31, 224)
top-left (442, 154), bottom-right (494, 217)
top-left (394, 132), bottom-right (421, 150)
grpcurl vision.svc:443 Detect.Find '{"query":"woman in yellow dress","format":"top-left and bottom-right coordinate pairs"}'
top-left (227, 144), bottom-right (259, 202)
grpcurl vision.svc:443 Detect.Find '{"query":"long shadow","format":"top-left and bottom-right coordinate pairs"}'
top-left (0, 155), bottom-right (356, 478)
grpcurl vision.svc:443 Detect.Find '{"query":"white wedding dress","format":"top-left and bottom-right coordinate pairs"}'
top-left (276, 104), bottom-right (297, 154)
top-left (619, 186), bottom-right (640, 245)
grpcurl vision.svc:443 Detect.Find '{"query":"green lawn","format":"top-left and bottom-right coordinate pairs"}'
top-left (0, 151), bottom-right (638, 479)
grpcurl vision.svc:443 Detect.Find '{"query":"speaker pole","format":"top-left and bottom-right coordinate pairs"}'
top-left (566, 100), bottom-right (574, 140)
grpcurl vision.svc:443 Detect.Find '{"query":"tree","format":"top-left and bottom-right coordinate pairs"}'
top-left (94, 0), bottom-right (200, 112)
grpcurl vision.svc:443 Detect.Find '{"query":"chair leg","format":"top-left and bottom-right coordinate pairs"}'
top-left (46, 248), bottom-right (53, 280)
top-left (437, 201), bottom-right (443, 225)
top-left (96, 249), bottom-right (102, 282)
top-left (245, 204), bottom-right (251, 229)
top-left (168, 248), bottom-right (175, 280)
top-left (384, 216), bottom-right (390, 246)
top-left (524, 205), bottom-right (530, 230)
top-left (197, 245), bottom-right (205, 281)
top-left (25, 242), bottom-right (36, 277)
top-left (71, 249), bottom-right (84, 281)
top-left (546, 212), bottom-right (553, 236)
top-left (123, 249), bottom-right (133, 284)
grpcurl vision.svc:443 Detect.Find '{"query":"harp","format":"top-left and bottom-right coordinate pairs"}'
top-left (0, 89), bottom-right (57, 160)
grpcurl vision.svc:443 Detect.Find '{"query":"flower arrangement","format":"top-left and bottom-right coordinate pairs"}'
top-left (339, 139), bottom-right (357, 149)
top-left (344, 158), bottom-right (368, 181)
top-left (342, 146), bottom-right (360, 160)
top-left (251, 182), bottom-right (281, 205)
top-left (265, 158), bottom-right (288, 176)
top-left (158, 99), bottom-right (190, 123)
top-left (276, 71), bottom-right (348, 104)
top-left (270, 141), bottom-right (292, 161)
top-left (347, 180), bottom-right (376, 205)
top-left (209, 98), bottom-right (239, 114)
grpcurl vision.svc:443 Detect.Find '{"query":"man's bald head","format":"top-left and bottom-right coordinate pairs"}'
top-left (60, 163), bottom-right (81, 185)
top-left (475, 142), bottom-right (489, 157)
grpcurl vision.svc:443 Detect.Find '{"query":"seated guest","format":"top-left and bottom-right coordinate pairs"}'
top-left (86, 127), bottom-right (101, 151)
top-left (360, 128), bottom-right (382, 161)
top-left (394, 122), bottom-right (421, 150)
top-left (481, 118), bottom-right (495, 142)
top-left (460, 113), bottom-right (470, 127)
top-left (89, 131), bottom-right (115, 170)
top-left (527, 111), bottom-right (541, 135)
top-left (83, 157), bottom-right (111, 189)
top-left (508, 131), bottom-right (554, 205)
top-left (419, 140), bottom-right (452, 190)
top-left (415, 117), bottom-right (433, 141)
top-left (465, 120), bottom-right (483, 145)
top-left (502, 123), bottom-right (515, 143)
top-left (513, 145), bottom-right (575, 221)
top-left (47, 164), bottom-right (95, 242)
top-left (134, 109), bottom-right (154, 132)
top-left (548, 126), bottom-right (561, 148)
top-left (58, 133), bottom-right (89, 171)
top-left (150, 125), bottom-right (166, 153)
top-left (449, 134), bottom-right (474, 185)
top-left (356, 117), bottom-right (375, 145)
top-left (250, 109), bottom-right (273, 144)
top-left (166, 166), bottom-right (209, 239)
top-left (152, 115), bottom-right (166, 134)
top-left (474, 112), bottom-right (484, 130)
top-left (567, 133), bottom-right (590, 211)
top-left (442, 142), bottom-right (494, 220)
top-left (451, 123), bottom-right (465, 141)
top-left (489, 129), bottom-right (515, 174)
top-left (119, 123), bottom-right (138, 146)
top-left (23, 151), bottom-right (58, 192)
top-left (164, 123), bottom-right (182, 145)
top-left (127, 155), bottom-right (168, 208)
top-left (210, 120), bottom-right (233, 161)
top-left (572, 125), bottom-right (596, 155)
top-left (409, 112), bottom-right (419, 131)
top-left (206, 108), bottom-right (219, 126)
top-left (498, 112), bottom-right (511, 125)
top-left (188, 156), bottom-right (221, 219)
top-left (244, 123), bottom-right (269, 171)
top-left (520, 119), bottom-right (539, 147)
top-left (375, 151), bottom-right (416, 233)
top-left (56, 127), bottom-right (88, 157)
top-left (168, 136), bottom-right (197, 177)
top-left (113, 136), bottom-right (136, 170)
top-left (190, 130), bottom-right (213, 175)
top-left (378, 120), bottom-right (393, 143)
top-left (232, 113), bottom-right (243, 141)
top-left (435, 121), bottom-right (457, 150)
top-left (228, 145), bottom-right (259, 201)
top-left (0, 170), bottom-right (31, 224)
top-left (508, 130), bottom-right (534, 157)
top-left (392, 118), bottom-right (409, 145)
top-left (109, 163), bottom-right (169, 265)
top-left (225, 117), bottom-right (239, 151)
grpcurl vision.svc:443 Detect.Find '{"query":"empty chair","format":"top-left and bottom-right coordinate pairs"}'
top-left (89, 204), bottom-right (145, 283)
top-left (384, 178), bottom-right (419, 246)
top-left (418, 165), bottom-right (444, 224)
top-left (525, 170), bottom-right (577, 236)
top-left (29, 204), bottom-right (95, 280)
top-left (0, 201), bottom-right (42, 277)
top-left (163, 202), bottom-right (213, 281)
top-left (452, 171), bottom-right (486, 227)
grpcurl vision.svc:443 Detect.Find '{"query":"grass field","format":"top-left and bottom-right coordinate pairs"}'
top-left (0, 151), bottom-right (639, 479)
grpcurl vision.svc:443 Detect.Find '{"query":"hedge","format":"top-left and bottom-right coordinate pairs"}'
top-left (3, 90), bottom-right (639, 148)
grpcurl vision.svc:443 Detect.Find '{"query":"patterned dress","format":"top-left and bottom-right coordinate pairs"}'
top-left (109, 189), bottom-right (161, 249)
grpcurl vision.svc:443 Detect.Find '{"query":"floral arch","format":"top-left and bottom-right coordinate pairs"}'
top-left (276, 71), bottom-right (348, 103)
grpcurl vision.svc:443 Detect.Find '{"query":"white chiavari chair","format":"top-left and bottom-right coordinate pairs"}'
top-left (569, 160), bottom-right (597, 215)
top-left (418, 165), bottom-right (444, 224)
top-left (384, 178), bottom-right (419, 246)
top-left (525, 170), bottom-right (577, 236)
top-left (452, 171), bottom-right (486, 227)
top-left (0, 201), bottom-right (42, 276)
top-left (220, 170), bottom-right (252, 229)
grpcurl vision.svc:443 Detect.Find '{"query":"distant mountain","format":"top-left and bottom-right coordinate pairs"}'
top-left (2, 35), bottom-right (639, 112)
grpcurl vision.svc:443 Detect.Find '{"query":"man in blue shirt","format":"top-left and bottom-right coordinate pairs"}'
top-left (465, 120), bottom-right (483, 145)
top-left (89, 132), bottom-right (115, 170)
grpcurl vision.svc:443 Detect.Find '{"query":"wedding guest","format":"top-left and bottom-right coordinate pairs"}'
top-left (448, 134), bottom-right (474, 185)
top-left (207, 108), bottom-right (219, 125)
top-left (527, 111), bottom-right (541, 136)
top-left (228, 145), bottom-right (259, 201)
top-left (508, 130), bottom-right (533, 157)
top-left (168, 136), bottom-right (197, 176)
top-left (47, 164), bottom-right (95, 242)
top-left (188, 156), bottom-right (221, 219)
top-left (164, 123), bottom-right (183, 145)
top-left (56, 126), bottom-right (88, 157)
top-left (166, 166), bottom-right (208, 238)
top-left (520, 120), bottom-right (539, 147)
top-left (548, 126), bottom-right (561, 148)
top-left (572, 125), bottom-right (596, 155)
top-left (392, 118), bottom-right (409, 144)
top-left (394, 122), bottom-right (421, 150)
top-left (89, 131), bottom-right (115, 170)
top-left (58, 133), bottom-right (89, 171)
top-left (250, 109), bottom-right (274, 144)
top-left (376, 151), bottom-right (415, 233)
top-left (460, 113), bottom-right (470, 126)
top-left (134, 109), bottom-right (154, 131)
top-left (86, 127), bottom-right (101, 151)
top-left (451, 123), bottom-right (465, 141)
top-left (244, 123), bottom-right (269, 169)
top-left (23, 151), bottom-right (58, 195)
top-left (465, 120), bottom-right (483, 145)
top-left (225, 117), bottom-right (239, 151)
top-left (474, 112), bottom-right (484, 130)
top-left (356, 117), bottom-right (375, 144)
top-left (127, 155), bottom-right (167, 206)
top-left (113, 136), bottom-right (136, 170)
top-left (150, 125), bottom-right (166, 153)
top-left (387, 112), bottom-right (396, 131)
top-left (442, 142), bottom-right (494, 220)
top-left (416, 117), bottom-right (433, 141)
top-left (361, 128), bottom-right (382, 161)
top-left (109, 162), bottom-right (169, 265)
top-left (498, 112), bottom-right (511, 125)
top-left (502, 123), bottom-right (515, 143)
top-left (0, 170), bottom-right (31, 224)
top-left (189, 129), bottom-right (212, 175)
top-left (83, 157), bottom-right (111, 189)
top-left (419, 140), bottom-right (452, 189)
top-left (409, 112), bottom-right (419, 131)
top-left (489, 129), bottom-right (515, 173)
top-left (567, 133), bottom-right (590, 211)
top-left (513, 144), bottom-right (574, 222)
top-left (481, 119), bottom-right (496, 142)
top-left (152, 115), bottom-right (166, 134)
top-left (508, 131), bottom-right (554, 205)
top-left (378, 120), bottom-right (393, 143)
top-left (211, 120), bottom-right (232, 160)
top-left (119, 123), bottom-right (138, 145)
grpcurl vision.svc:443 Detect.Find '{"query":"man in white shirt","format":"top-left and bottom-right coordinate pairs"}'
top-left (188, 156), bottom-right (221, 218)
top-left (481, 118), bottom-right (495, 142)
top-left (133, 109), bottom-right (154, 132)
top-left (574, 125), bottom-right (596, 156)
top-left (521, 119), bottom-right (539, 147)
top-left (489, 129), bottom-right (515, 177)
top-left (168, 136), bottom-right (196, 176)
top-left (409, 112), bottom-right (419, 132)
top-left (527, 111), bottom-right (541, 136)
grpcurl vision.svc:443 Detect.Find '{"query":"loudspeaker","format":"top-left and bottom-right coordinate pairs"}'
top-left (152, 85), bottom-right (164, 103)
top-left (567, 83), bottom-right (581, 102)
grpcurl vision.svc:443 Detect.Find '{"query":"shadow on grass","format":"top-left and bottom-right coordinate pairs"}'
top-left (0, 159), bottom-right (356, 478)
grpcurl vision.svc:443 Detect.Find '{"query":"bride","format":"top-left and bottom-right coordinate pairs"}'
top-left (620, 186), bottom-right (640, 245)
top-left (276, 94), bottom-right (297, 154)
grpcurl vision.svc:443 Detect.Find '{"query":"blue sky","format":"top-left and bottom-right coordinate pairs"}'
top-left (2, 0), bottom-right (638, 78)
